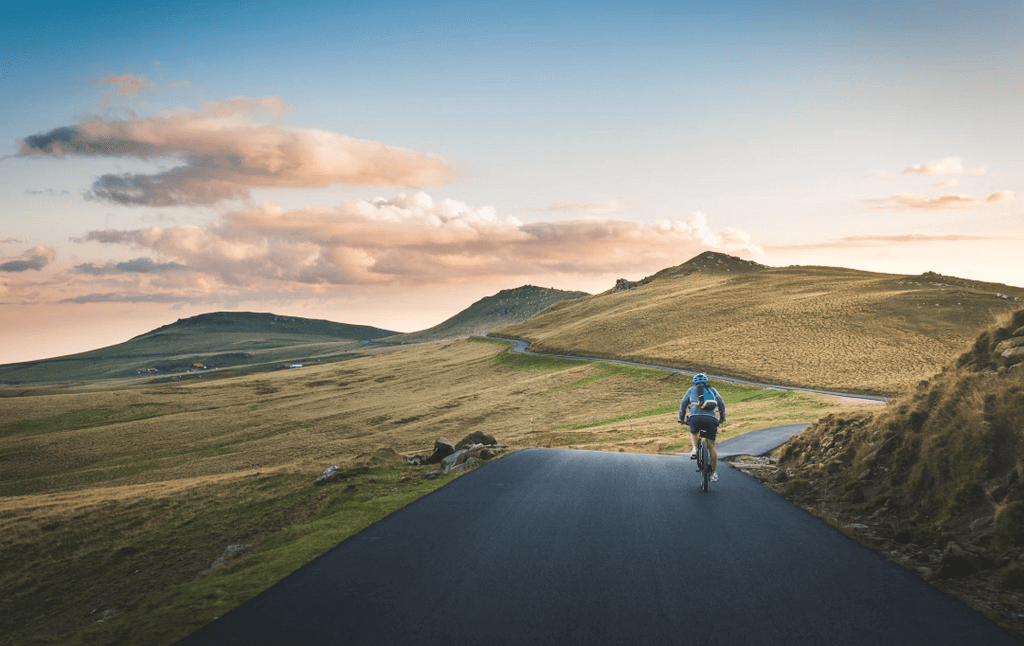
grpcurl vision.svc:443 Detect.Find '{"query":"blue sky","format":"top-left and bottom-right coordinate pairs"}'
top-left (1, 1), bottom-right (1021, 363)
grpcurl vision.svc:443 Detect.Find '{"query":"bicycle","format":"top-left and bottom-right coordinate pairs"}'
top-left (695, 430), bottom-right (712, 492)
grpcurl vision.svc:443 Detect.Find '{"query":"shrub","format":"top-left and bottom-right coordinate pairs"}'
top-left (995, 502), bottom-right (1024, 549)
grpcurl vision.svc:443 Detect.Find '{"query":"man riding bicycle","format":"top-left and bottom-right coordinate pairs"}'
top-left (678, 373), bottom-right (726, 482)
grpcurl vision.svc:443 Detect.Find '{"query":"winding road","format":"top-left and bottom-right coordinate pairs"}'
top-left (174, 339), bottom-right (1014, 645)
top-left (488, 336), bottom-right (889, 402)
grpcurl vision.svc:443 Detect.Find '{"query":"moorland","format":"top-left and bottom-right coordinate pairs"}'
top-left (499, 251), bottom-right (1024, 395)
top-left (3, 251), bottom-right (1024, 645)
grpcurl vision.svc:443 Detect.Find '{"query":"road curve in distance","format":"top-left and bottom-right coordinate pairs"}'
top-left (485, 336), bottom-right (889, 402)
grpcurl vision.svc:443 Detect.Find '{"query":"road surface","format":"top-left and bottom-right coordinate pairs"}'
top-left (177, 446), bottom-right (1014, 645)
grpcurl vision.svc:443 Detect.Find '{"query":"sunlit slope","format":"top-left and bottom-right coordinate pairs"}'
top-left (494, 252), bottom-right (1024, 395)
top-left (0, 312), bottom-right (398, 384)
top-left (381, 285), bottom-right (588, 344)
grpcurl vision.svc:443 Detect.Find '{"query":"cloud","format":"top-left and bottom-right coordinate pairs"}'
top-left (0, 237), bottom-right (28, 244)
top-left (931, 178), bottom-right (959, 188)
top-left (73, 258), bottom-right (188, 275)
top-left (25, 188), bottom-right (71, 196)
top-left (0, 246), bottom-right (55, 272)
top-left (91, 74), bottom-right (152, 98)
top-left (19, 97), bottom-right (457, 206)
top-left (901, 157), bottom-right (986, 176)
top-left (532, 200), bottom-right (626, 214)
top-left (71, 192), bottom-right (762, 296)
top-left (863, 191), bottom-right (1017, 210)
top-left (768, 233), bottom-right (1010, 252)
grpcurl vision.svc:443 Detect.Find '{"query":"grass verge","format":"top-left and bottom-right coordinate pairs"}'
top-left (1, 451), bottom-right (460, 646)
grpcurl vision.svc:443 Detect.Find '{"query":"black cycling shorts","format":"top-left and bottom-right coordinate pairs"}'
top-left (687, 416), bottom-right (719, 442)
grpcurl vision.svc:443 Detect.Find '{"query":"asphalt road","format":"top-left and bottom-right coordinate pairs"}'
top-left (177, 447), bottom-right (1015, 645)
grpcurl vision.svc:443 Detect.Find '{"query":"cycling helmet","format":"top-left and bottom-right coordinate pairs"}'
top-left (693, 373), bottom-right (708, 385)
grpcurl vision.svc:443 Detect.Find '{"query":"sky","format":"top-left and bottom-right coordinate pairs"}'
top-left (1, 0), bottom-right (1021, 364)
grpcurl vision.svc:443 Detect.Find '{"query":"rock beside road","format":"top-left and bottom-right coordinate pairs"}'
top-left (407, 432), bottom-right (506, 473)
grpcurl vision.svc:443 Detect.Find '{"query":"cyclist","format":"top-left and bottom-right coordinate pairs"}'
top-left (678, 373), bottom-right (726, 482)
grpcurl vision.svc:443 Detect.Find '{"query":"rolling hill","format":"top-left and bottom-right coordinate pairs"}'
top-left (0, 286), bottom-right (589, 386)
top-left (379, 284), bottom-right (589, 345)
top-left (493, 251), bottom-right (1024, 395)
top-left (0, 312), bottom-right (399, 386)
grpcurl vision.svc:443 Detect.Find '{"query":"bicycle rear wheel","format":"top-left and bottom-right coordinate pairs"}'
top-left (701, 441), bottom-right (710, 491)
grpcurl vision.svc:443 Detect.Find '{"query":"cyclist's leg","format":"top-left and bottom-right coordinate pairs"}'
top-left (701, 418), bottom-right (720, 473)
top-left (706, 438), bottom-right (718, 473)
top-left (689, 431), bottom-right (699, 454)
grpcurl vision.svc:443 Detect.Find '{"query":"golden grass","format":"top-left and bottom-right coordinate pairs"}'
top-left (0, 336), bottom-right (884, 645)
top-left (496, 265), bottom-right (1023, 395)
top-left (0, 338), bottom-right (885, 497)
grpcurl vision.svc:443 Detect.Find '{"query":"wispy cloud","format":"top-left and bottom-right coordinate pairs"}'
top-left (901, 156), bottom-right (986, 176)
top-left (91, 74), bottom-right (153, 98)
top-left (0, 246), bottom-right (55, 272)
top-left (531, 200), bottom-right (626, 214)
top-left (66, 192), bottom-right (761, 300)
top-left (19, 97), bottom-right (457, 207)
top-left (0, 237), bottom-right (28, 244)
top-left (768, 233), bottom-right (1011, 252)
top-left (931, 178), bottom-right (959, 188)
top-left (863, 191), bottom-right (1016, 210)
top-left (73, 258), bottom-right (188, 275)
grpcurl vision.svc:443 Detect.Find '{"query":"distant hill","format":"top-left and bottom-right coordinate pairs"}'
top-left (493, 251), bottom-right (1024, 395)
top-left (0, 312), bottom-right (399, 386)
top-left (382, 285), bottom-right (589, 345)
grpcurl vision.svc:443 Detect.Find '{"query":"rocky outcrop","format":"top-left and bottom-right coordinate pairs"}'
top-left (610, 278), bottom-right (641, 293)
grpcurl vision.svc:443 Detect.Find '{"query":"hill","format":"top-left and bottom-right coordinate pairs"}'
top-left (0, 312), bottom-right (398, 386)
top-left (739, 308), bottom-right (1024, 639)
top-left (493, 251), bottom-right (1024, 395)
top-left (379, 285), bottom-right (588, 345)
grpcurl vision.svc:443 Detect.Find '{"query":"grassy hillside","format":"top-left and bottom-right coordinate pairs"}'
top-left (0, 312), bottom-right (398, 386)
top-left (380, 285), bottom-right (588, 345)
top-left (0, 287), bottom-right (588, 387)
top-left (738, 308), bottom-right (1024, 640)
top-left (495, 251), bottom-right (1024, 395)
top-left (0, 338), bottom-right (873, 645)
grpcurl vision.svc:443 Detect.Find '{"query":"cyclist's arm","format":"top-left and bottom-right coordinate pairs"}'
top-left (715, 390), bottom-right (726, 422)
top-left (678, 396), bottom-right (691, 423)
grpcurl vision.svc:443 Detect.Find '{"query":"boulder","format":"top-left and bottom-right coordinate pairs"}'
top-left (199, 544), bottom-right (253, 578)
top-left (314, 465), bottom-right (342, 485)
top-left (441, 450), bottom-right (467, 471)
top-left (447, 457), bottom-right (482, 475)
top-left (424, 437), bottom-right (456, 464)
top-left (935, 542), bottom-right (990, 579)
top-left (996, 337), bottom-right (1024, 354)
top-left (454, 432), bottom-right (497, 451)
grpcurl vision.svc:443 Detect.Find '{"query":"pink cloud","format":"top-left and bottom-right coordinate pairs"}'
top-left (862, 191), bottom-right (1017, 210)
top-left (767, 233), bottom-right (1009, 252)
top-left (19, 98), bottom-right (457, 206)
top-left (0, 246), bottom-right (55, 272)
top-left (532, 200), bottom-right (626, 214)
top-left (68, 193), bottom-right (763, 299)
top-left (901, 157), bottom-right (986, 176)
top-left (91, 74), bottom-right (152, 97)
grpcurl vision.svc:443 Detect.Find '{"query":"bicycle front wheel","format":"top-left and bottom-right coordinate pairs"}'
top-left (701, 444), bottom-right (710, 491)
